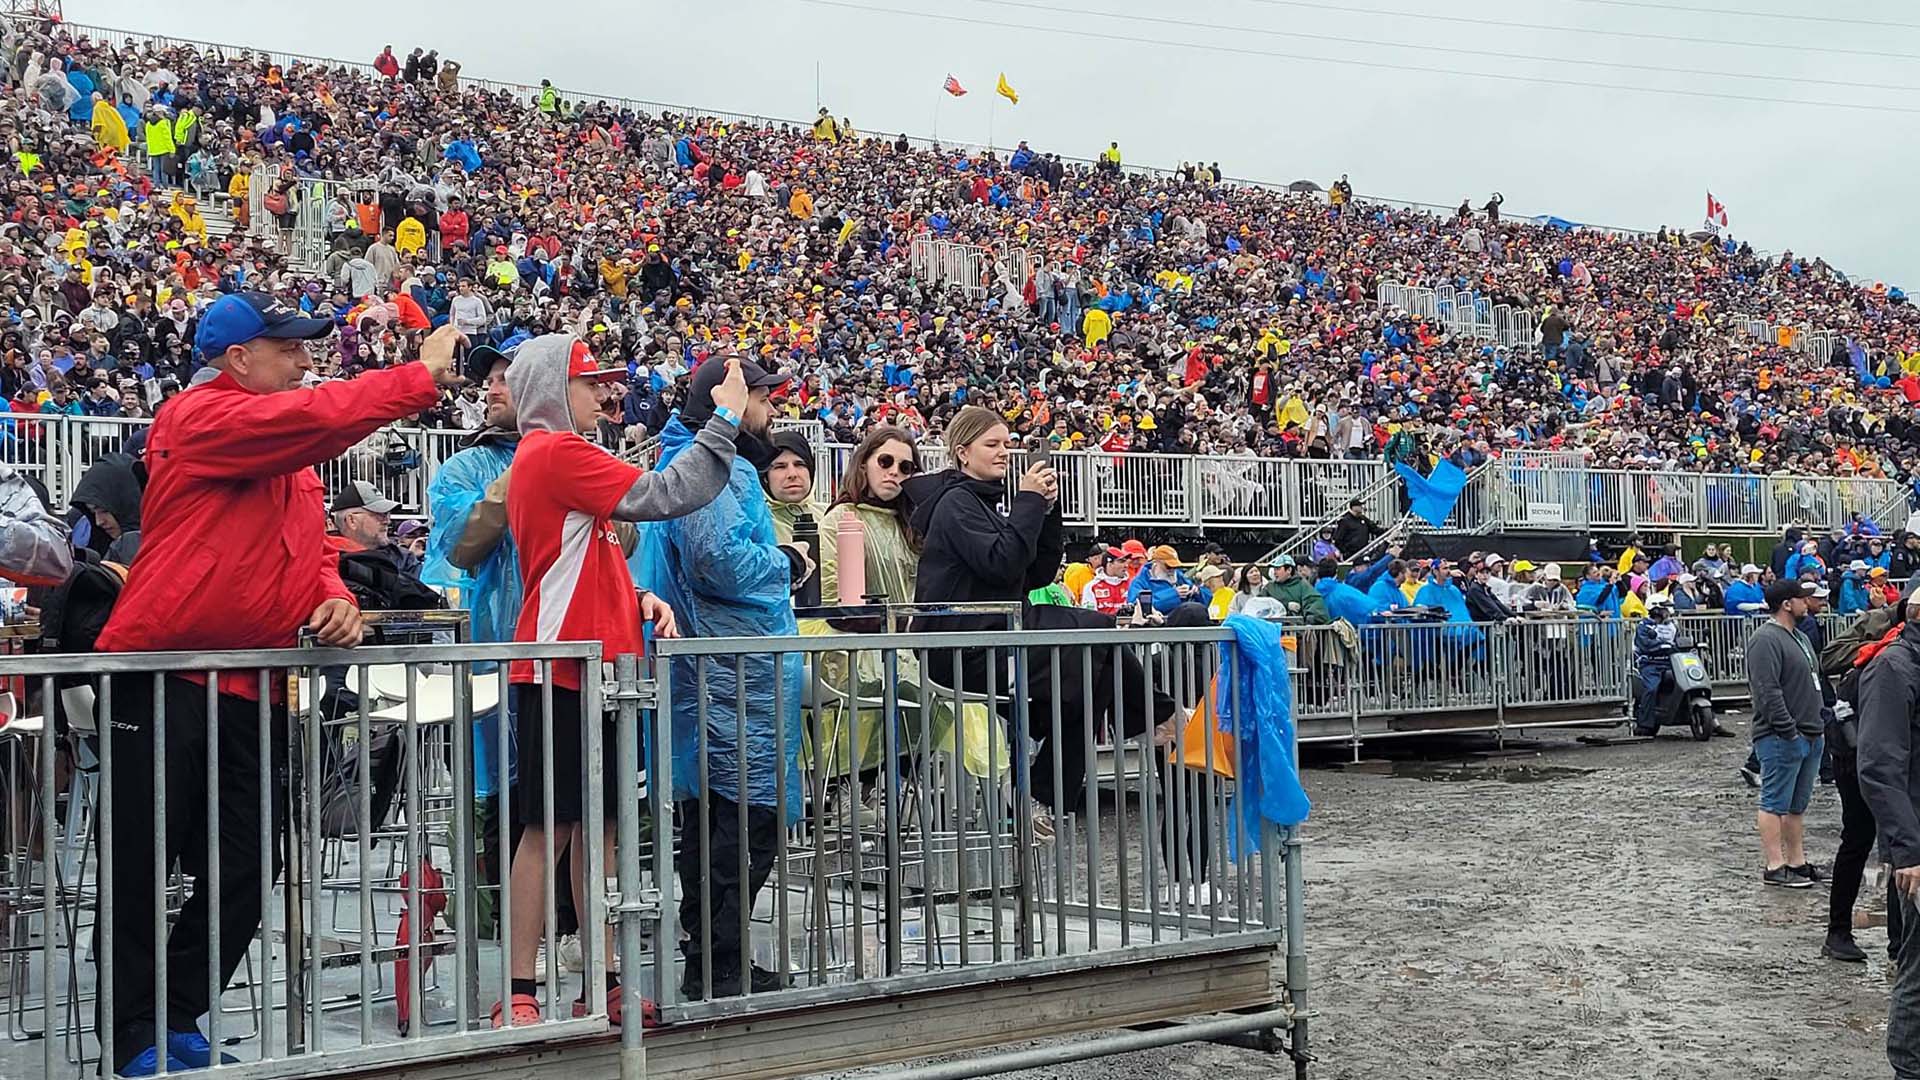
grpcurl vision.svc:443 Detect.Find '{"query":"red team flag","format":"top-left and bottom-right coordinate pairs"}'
top-left (944, 74), bottom-right (967, 97)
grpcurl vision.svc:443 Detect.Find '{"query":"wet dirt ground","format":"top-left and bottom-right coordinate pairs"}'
top-left (944, 714), bottom-right (1895, 1079)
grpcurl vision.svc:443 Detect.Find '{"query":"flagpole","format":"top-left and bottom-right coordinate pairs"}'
top-left (932, 86), bottom-right (940, 144)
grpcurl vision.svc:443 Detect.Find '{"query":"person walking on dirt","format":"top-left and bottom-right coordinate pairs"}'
top-left (1747, 580), bottom-right (1827, 889)
top-left (1856, 593), bottom-right (1920, 1075)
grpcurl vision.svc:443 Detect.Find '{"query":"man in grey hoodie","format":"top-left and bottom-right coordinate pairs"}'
top-left (493, 333), bottom-right (747, 1029)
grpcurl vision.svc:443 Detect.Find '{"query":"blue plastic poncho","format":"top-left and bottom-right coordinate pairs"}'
top-left (1365, 574), bottom-right (1407, 621)
top-left (1213, 614), bottom-right (1311, 856)
top-left (634, 418), bottom-right (804, 817)
top-left (1413, 578), bottom-right (1486, 659)
top-left (422, 437), bottom-right (521, 797)
top-left (1316, 577), bottom-right (1375, 626)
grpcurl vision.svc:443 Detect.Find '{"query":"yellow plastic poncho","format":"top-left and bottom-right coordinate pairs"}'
top-left (1083, 307), bottom-right (1112, 348)
top-left (90, 99), bottom-right (128, 152)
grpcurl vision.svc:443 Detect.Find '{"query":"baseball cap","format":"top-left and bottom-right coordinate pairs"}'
top-left (1120, 539), bottom-right (1148, 558)
top-left (1764, 579), bottom-right (1814, 612)
top-left (194, 291), bottom-right (332, 358)
top-left (1740, 563), bottom-right (1762, 576)
top-left (564, 339), bottom-right (624, 383)
top-left (331, 479), bottom-right (400, 515)
top-left (461, 342), bottom-right (511, 385)
top-left (1485, 553), bottom-right (1506, 566)
top-left (1147, 544), bottom-right (1182, 565)
top-left (1512, 559), bottom-right (1536, 572)
top-left (1271, 554), bottom-right (1296, 568)
top-left (1871, 566), bottom-right (1889, 577)
top-left (681, 353), bottom-right (790, 424)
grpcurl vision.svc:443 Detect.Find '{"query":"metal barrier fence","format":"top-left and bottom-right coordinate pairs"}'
top-left (1731, 314), bottom-right (1841, 368)
top-left (908, 238), bottom-right (989, 298)
top-left (0, 620), bottom-right (1309, 1079)
top-left (1283, 613), bottom-right (1736, 750)
top-left (1376, 284), bottom-right (1535, 352)
top-left (0, 632), bottom-right (624, 1079)
top-left (0, 413), bottom-right (1900, 535)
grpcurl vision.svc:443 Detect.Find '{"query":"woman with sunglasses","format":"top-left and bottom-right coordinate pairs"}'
top-left (822, 425), bottom-right (922, 604)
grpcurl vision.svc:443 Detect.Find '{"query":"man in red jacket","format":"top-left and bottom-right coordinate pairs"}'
top-left (94, 291), bottom-right (462, 1076)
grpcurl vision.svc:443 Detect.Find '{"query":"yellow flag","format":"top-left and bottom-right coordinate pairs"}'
top-left (996, 73), bottom-right (1019, 105)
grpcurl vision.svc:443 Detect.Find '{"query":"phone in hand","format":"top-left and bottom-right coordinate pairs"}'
top-left (1029, 436), bottom-right (1054, 475)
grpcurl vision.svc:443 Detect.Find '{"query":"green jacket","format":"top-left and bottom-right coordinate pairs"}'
top-left (1261, 576), bottom-right (1329, 622)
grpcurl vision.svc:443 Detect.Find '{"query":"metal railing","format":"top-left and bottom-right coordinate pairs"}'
top-left (0, 620), bottom-right (1310, 1079)
top-left (7, 413), bottom-right (1902, 535)
top-left (1376, 284), bottom-right (1536, 352)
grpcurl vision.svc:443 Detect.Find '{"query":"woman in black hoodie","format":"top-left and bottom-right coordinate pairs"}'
top-left (906, 406), bottom-right (1175, 835)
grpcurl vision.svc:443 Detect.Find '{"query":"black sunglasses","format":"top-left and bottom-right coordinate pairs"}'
top-left (874, 452), bottom-right (919, 474)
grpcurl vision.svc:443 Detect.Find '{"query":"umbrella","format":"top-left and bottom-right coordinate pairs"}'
top-left (1287, 180), bottom-right (1322, 193)
top-left (1688, 230), bottom-right (1717, 241)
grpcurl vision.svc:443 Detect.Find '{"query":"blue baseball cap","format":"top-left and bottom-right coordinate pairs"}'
top-left (193, 291), bottom-right (333, 359)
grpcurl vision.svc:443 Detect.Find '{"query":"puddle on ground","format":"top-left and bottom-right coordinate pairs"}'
top-left (1350, 760), bottom-right (1595, 784)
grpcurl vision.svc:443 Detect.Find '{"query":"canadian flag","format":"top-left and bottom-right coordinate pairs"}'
top-left (944, 74), bottom-right (967, 97)
top-left (1704, 191), bottom-right (1729, 232)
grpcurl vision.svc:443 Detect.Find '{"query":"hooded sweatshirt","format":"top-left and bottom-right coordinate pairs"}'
top-left (503, 334), bottom-right (738, 690)
top-left (70, 451), bottom-right (143, 562)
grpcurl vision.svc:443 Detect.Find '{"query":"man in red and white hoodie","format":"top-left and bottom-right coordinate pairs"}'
top-left (495, 333), bottom-right (747, 1029)
top-left (1080, 545), bottom-right (1134, 616)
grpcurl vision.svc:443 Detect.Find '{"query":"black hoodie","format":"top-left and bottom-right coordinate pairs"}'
top-left (905, 468), bottom-right (1061, 630)
top-left (69, 452), bottom-right (144, 563)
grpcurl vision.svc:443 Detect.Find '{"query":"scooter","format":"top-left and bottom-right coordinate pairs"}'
top-left (1636, 634), bottom-right (1717, 741)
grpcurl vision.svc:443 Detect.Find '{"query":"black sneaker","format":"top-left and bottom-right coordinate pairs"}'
top-left (1763, 866), bottom-right (1812, 889)
top-left (1822, 933), bottom-right (1868, 963)
top-left (1791, 863), bottom-right (1828, 883)
top-left (1739, 766), bottom-right (1761, 789)
top-left (680, 963), bottom-right (789, 1000)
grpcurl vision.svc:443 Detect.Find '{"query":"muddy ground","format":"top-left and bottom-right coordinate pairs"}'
top-left (920, 714), bottom-right (1895, 1079)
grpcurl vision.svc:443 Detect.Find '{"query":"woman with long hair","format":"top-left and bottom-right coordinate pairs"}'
top-left (823, 425), bottom-right (921, 605)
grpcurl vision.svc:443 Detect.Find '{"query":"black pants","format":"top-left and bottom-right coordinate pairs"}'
top-left (929, 605), bottom-right (1178, 815)
top-left (1023, 637), bottom-right (1176, 813)
top-left (1158, 747), bottom-right (1214, 884)
top-left (674, 796), bottom-right (777, 980)
top-left (1832, 748), bottom-right (1904, 949)
top-left (97, 676), bottom-right (287, 1070)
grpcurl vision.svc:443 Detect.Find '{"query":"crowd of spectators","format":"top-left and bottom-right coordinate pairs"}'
top-left (0, 16), bottom-right (1918, 494)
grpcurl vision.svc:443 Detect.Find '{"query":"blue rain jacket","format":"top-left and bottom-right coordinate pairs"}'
top-left (1213, 614), bottom-right (1311, 856)
top-left (634, 418), bottom-right (803, 816)
top-left (422, 437), bottom-right (521, 796)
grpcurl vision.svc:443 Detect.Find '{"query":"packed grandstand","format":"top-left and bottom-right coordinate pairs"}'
top-left (1, 13), bottom-right (1916, 493)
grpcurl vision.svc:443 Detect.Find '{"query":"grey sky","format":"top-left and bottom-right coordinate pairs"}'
top-left (74, 0), bottom-right (1913, 284)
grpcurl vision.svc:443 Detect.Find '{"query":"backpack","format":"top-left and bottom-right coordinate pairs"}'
top-left (28, 552), bottom-right (129, 654)
top-left (338, 549), bottom-right (445, 613)
top-left (25, 552), bottom-right (129, 734)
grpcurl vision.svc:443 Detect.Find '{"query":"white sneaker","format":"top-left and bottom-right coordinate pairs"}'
top-left (1029, 807), bottom-right (1057, 842)
top-left (558, 934), bottom-right (584, 974)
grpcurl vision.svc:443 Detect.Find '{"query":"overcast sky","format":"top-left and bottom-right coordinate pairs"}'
top-left (72, 0), bottom-right (1916, 285)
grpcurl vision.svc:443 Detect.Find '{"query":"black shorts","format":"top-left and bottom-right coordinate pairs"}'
top-left (510, 684), bottom-right (624, 829)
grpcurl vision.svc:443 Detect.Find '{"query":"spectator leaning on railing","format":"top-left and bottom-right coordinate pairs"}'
top-left (92, 293), bottom-right (462, 1075)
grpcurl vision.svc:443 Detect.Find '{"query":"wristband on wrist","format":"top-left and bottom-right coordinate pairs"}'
top-left (713, 405), bottom-right (741, 427)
